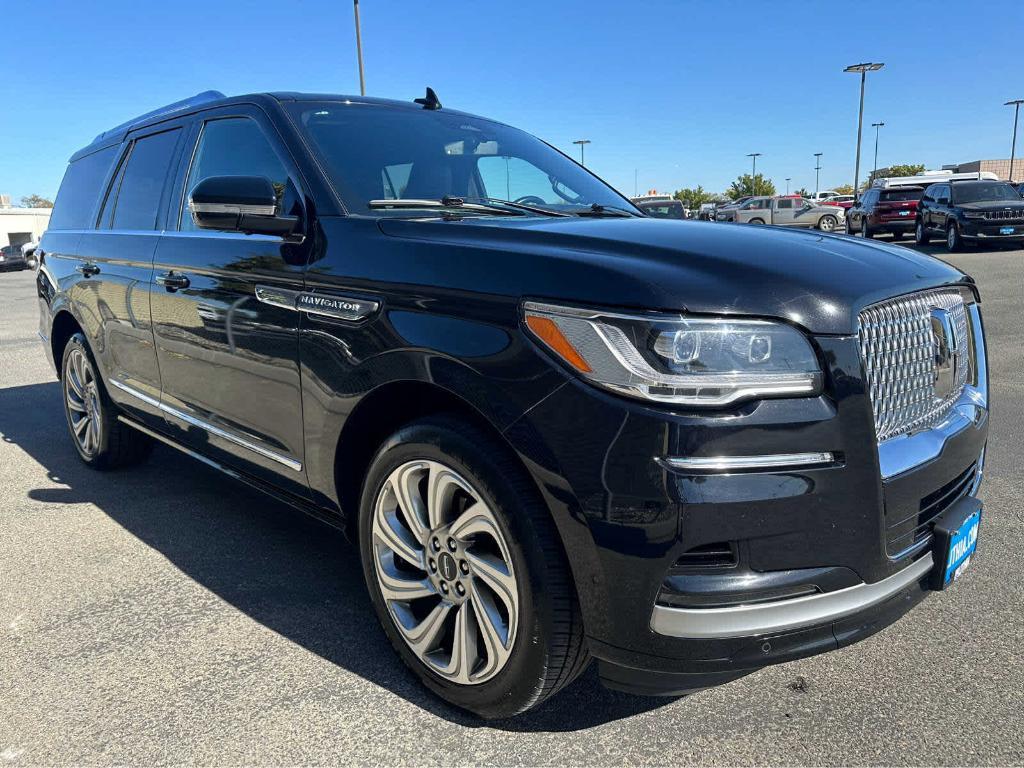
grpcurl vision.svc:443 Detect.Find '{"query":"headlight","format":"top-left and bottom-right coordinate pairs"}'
top-left (523, 302), bottom-right (822, 406)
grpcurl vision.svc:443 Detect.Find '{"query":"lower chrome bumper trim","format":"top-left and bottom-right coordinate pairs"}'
top-left (661, 452), bottom-right (834, 473)
top-left (651, 554), bottom-right (933, 639)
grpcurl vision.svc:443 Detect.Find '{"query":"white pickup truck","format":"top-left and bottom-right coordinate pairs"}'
top-left (732, 196), bottom-right (844, 232)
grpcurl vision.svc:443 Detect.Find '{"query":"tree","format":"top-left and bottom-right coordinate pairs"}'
top-left (673, 185), bottom-right (716, 209)
top-left (795, 187), bottom-right (810, 198)
top-left (865, 163), bottom-right (926, 189)
top-left (833, 184), bottom-right (855, 195)
top-left (20, 194), bottom-right (54, 208)
top-left (728, 173), bottom-right (775, 199)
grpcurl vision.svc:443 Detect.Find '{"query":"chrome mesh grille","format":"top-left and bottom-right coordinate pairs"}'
top-left (858, 289), bottom-right (970, 442)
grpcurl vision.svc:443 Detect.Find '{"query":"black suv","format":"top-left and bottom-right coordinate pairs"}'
top-left (915, 179), bottom-right (1024, 251)
top-left (38, 90), bottom-right (990, 718)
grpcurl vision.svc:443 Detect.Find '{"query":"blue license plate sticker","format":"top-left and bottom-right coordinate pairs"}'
top-left (944, 511), bottom-right (980, 585)
top-left (1000, 226), bottom-right (1015, 235)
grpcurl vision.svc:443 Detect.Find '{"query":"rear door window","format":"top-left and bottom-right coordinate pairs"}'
top-left (49, 145), bottom-right (119, 230)
top-left (109, 129), bottom-right (182, 231)
top-left (776, 198), bottom-right (794, 210)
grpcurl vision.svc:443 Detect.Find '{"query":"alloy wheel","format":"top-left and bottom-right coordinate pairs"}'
top-left (947, 225), bottom-right (957, 250)
top-left (65, 348), bottom-right (101, 456)
top-left (371, 459), bottom-right (520, 685)
top-left (819, 215), bottom-right (837, 232)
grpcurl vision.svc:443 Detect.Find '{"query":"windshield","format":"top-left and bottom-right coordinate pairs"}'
top-left (286, 101), bottom-right (637, 216)
top-left (951, 182), bottom-right (1022, 204)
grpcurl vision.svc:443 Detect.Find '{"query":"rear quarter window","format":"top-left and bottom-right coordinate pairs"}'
top-left (48, 145), bottom-right (119, 230)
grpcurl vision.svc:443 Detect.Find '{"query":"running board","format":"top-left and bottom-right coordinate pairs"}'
top-left (115, 415), bottom-right (347, 533)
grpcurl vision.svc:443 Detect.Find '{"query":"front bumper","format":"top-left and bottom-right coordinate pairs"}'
top-left (507, 306), bottom-right (989, 695)
top-left (961, 219), bottom-right (1024, 240)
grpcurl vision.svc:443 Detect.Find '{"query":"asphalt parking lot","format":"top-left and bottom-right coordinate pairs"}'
top-left (1, 243), bottom-right (1022, 766)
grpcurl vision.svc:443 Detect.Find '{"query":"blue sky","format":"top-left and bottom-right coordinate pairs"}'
top-left (2, 0), bottom-right (1022, 204)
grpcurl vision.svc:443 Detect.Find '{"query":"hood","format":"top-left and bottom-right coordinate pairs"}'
top-left (958, 201), bottom-right (1024, 212)
top-left (376, 216), bottom-right (970, 335)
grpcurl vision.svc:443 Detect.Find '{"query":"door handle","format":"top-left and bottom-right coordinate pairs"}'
top-left (75, 262), bottom-right (100, 278)
top-left (156, 271), bottom-right (190, 292)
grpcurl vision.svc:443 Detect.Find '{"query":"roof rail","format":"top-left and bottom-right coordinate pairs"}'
top-left (93, 90), bottom-right (226, 143)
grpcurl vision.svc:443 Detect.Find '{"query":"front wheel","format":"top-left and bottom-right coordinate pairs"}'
top-left (818, 215), bottom-right (838, 232)
top-left (947, 221), bottom-right (964, 252)
top-left (861, 219), bottom-right (873, 239)
top-left (359, 416), bottom-right (588, 718)
top-left (915, 220), bottom-right (930, 245)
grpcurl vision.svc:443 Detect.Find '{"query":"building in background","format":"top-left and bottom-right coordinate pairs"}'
top-left (942, 159), bottom-right (1021, 181)
top-left (0, 195), bottom-right (52, 249)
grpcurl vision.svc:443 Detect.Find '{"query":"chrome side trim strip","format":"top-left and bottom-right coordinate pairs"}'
top-left (189, 201), bottom-right (277, 217)
top-left (661, 452), bottom-right (834, 473)
top-left (109, 379), bottom-right (302, 472)
top-left (651, 554), bottom-right (933, 639)
top-left (877, 303), bottom-right (988, 479)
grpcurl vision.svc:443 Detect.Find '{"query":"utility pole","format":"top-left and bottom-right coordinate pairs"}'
top-left (353, 0), bottom-right (366, 96)
top-left (634, 168), bottom-right (638, 198)
top-left (844, 62), bottom-right (884, 202)
top-left (814, 152), bottom-right (823, 198)
top-left (746, 152), bottom-right (762, 192)
top-left (785, 177), bottom-right (791, 195)
top-left (1005, 100), bottom-right (1024, 182)
top-left (871, 121), bottom-right (885, 182)
top-left (573, 139), bottom-right (591, 166)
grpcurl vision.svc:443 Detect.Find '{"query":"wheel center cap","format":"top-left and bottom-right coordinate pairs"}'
top-left (437, 552), bottom-right (458, 582)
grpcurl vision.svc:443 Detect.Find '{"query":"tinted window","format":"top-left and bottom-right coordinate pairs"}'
top-left (777, 198), bottom-right (794, 210)
top-left (880, 189), bottom-right (923, 202)
top-left (951, 182), bottom-right (1022, 204)
top-left (181, 117), bottom-right (293, 231)
top-left (110, 129), bottom-right (181, 231)
top-left (49, 145), bottom-right (118, 230)
top-left (285, 102), bottom-right (634, 215)
top-left (639, 201), bottom-right (684, 219)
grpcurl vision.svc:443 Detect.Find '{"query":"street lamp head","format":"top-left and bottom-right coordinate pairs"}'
top-left (746, 152), bottom-right (762, 157)
top-left (1005, 100), bottom-right (1024, 107)
top-left (872, 121), bottom-right (885, 128)
top-left (844, 62), bottom-right (885, 72)
top-left (573, 139), bottom-right (591, 146)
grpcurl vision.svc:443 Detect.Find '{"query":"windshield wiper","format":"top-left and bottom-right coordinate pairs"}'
top-left (468, 197), bottom-right (572, 217)
top-left (571, 203), bottom-right (639, 218)
top-left (367, 196), bottom-right (527, 216)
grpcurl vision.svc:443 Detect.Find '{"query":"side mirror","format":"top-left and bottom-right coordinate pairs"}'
top-left (188, 175), bottom-right (299, 237)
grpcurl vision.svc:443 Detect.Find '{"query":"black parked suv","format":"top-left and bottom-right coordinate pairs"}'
top-left (915, 179), bottom-right (1024, 251)
top-left (38, 90), bottom-right (989, 718)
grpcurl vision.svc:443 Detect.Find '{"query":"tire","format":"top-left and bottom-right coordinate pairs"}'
top-left (61, 333), bottom-right (152, 469)
top-left (818, 214), bottom-right (838, 232)
top-left (358, 416), bottom-right (589, 719)
top-left (946, 221), bottom-right (963, 252)
top-left (891, 231), bottom-right (903, 241)
top-left (861, 219), bottom-right (873, 239)
top-left (845, 217), bottom-right (853, 235)
top-left (749, 218), bottom-right (765, 225)
top-left (915, 219), bottom-right (930, 245)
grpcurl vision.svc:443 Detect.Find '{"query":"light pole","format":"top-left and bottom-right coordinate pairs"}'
top-left (814, 153), bottom-right (823, 198)
top-left (573, 139), bottom-right (591, 166)
top-left (844, 62), bottom-right (884, 202)
top-left (785, 177), bottom-right (791, 195)
top-left (871, 121), bottom-right (885, 181)
top-left (1006, 100), bottom-right (1024, 182)
top-left (353, 0), bottom-right (366, 96)
top-left (746, 152), bottom-right (762, 192)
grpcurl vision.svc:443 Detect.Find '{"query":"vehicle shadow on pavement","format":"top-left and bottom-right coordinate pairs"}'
top-left (0, 381), bottom-right (674, 732)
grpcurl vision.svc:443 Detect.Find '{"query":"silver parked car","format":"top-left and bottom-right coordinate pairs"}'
top-left (732, 196), bottom-right (844, 231)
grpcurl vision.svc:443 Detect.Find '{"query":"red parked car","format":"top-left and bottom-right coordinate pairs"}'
top-left (821, 194), bottom-right (856, 210)
top-left (845, 186), bottom-right (924, 239)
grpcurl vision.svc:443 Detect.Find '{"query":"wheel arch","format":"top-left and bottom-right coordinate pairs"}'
top-left (49, 310), bottom-right (84, 380)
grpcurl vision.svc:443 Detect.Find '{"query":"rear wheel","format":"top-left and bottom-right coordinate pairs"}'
top-left (749, 218), bottom-right (765, 225)
top-left (861, 219), bottom-right (873, 239)
top-left (818, 214), bottom-right (838, 232)
top-left (891, 231), bottom-right (903, 241)
top-left (915, 219), bottom-right (930, 245)
top-left (61, 333), bottom-right (152, 469)
top-left (358, 416), bottom-right (589, 718)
